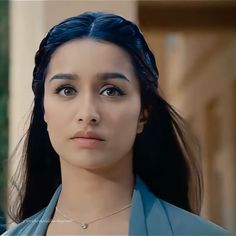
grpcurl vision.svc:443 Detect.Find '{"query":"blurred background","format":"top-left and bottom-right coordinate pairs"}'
top-left (0, 0), bottom-right (235, 234)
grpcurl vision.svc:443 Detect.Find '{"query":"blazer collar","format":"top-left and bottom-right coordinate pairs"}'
top-left (129, 176), bottom-right (173, 235)
top-left (33, 186), bottom-right (61, 235)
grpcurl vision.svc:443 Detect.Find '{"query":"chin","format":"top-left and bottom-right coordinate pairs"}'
top-left (61, 155), bottom-right (115, 171)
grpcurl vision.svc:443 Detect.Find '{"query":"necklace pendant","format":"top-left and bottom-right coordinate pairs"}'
top-left (81, 223), bottom-right (88, 229)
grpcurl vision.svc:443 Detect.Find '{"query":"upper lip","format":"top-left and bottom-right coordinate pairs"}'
top-left (71, 131), bottom-right (105, 141)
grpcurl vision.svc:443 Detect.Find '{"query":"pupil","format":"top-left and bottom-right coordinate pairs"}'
top-left (65, 88), bottom-right (72, 95)
top-left (108, 88), bottom-right (114, 96)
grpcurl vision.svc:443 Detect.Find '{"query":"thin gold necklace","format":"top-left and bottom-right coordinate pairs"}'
top-left (55, 203), bottom-right (132, 230)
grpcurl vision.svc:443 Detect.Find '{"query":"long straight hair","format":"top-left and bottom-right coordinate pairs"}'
top-left (8, 11), bottom-right (203, 223)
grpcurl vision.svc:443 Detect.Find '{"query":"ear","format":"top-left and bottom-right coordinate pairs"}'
top-left (137, 108), bottom-right (149, 134)
top-left (44, 113), bottom-right (47, 123)
top-left (44, 113), bottom-right (49, 132)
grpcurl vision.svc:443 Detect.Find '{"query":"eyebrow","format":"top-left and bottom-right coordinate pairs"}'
top-left (49, 72), bottom-right (130, 83)
top-left (49, 73), bottom-right (77, 81)
top-left (98, 73), bottom-right (130, 83)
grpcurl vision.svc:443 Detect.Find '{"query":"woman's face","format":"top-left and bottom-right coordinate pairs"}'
top-left (44, 38), bottom-right (146, 172)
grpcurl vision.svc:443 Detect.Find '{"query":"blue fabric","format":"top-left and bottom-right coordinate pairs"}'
top-left (2, 177), bottom-right (232, 235)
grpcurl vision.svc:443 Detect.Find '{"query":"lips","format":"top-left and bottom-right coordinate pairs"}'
top-left (70, 131), bottom-right (105, 148)
top-left (71, 131), bottom-right (105, 141)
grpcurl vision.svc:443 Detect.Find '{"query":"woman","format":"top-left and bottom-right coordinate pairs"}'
top-left (3, 11), bottom-right (231, 235)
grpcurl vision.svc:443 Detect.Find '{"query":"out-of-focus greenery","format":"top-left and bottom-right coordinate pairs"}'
top-left (0, 0), bottom-right (9, 232)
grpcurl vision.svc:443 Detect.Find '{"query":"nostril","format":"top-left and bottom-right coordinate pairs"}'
top-left (77, 115), bottom-right (100, 124)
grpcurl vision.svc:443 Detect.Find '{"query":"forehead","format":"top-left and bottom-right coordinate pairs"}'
top-left (46, 38), bottom-right (136, 80)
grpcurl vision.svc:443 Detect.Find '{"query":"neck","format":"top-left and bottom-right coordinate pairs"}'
top-left (56, 157), bottom-right (134, 221)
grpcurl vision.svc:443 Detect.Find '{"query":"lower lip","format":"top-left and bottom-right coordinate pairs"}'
top-left (71, 138), bottom-right (103, 148)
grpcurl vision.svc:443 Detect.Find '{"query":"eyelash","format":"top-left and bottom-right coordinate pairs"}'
top-left (101, 86), bottom-right (126, 96)
top-left (54, 84), bottom-right (76, 96)
top-left (54, 84), bottom-right (126, 97)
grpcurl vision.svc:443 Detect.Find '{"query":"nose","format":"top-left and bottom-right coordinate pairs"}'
top-left (78, 116), bottom-right (99, 124)
top-left (75, 94), bottom-right (100, 126)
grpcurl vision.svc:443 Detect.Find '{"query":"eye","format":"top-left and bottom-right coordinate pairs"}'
top-left (54, 85), bottom-right (77, 97)
top-left (100, 86), bottom-right (125, 97)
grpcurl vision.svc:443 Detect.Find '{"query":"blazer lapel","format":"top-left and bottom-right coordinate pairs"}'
top-left (129, 176), bottom-right (174, 235)
top-left (129, 180), bottom-right (148, 235)
top-left (34, 185), bottom-right (62, 235)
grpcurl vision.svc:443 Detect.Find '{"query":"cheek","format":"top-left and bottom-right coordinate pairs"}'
top-left (43, 102), bottom-right (68, 156)
top-left (109, 104), bottom-right (140, 156)
top-left (109, 97), bottom-right (141, 136)
top-left (43, 96), bottom-right (69, 144)
top-left (44, 96), bottom-right (68, 124)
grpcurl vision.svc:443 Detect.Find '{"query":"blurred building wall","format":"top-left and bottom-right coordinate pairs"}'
top-left (8, 0), bottom-right (235, 233)
top-left (139, 1), bottom-right (236, 233)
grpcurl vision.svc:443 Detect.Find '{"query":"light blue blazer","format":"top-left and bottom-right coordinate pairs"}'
top-left (2, 177), bottom-right (231, 235)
